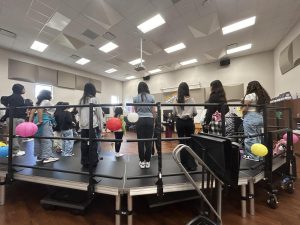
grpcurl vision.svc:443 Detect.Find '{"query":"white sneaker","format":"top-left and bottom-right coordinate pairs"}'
top-left (115, 152), bottom-right (124, 157)
top-left (36, 157), bottom-right (43, 162)
top-left (23, 138), bottom-right (33, 142)
top-left (15, 151), bottom-right (25, 156)
top-left (43, 157), bottom-right (59, 164)
top-left (145, 162), bottom-right (150, 168)
top-left (139, 161), bottom-right (145, 169)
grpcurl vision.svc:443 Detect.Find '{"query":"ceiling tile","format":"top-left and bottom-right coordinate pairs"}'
top-left (30, 0), bottom-right (55, 17)
top-left (0, 0), bottom-right (300, 81)
top-left (82, 0), bottom-right (124, 30)
top-left (27, 8), bottom-right (50, 24)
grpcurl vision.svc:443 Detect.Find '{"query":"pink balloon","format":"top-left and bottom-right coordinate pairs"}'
top-left (283, 133), bottom-right (299, 144)
top-left (15, 122), bottom-right (38, 137)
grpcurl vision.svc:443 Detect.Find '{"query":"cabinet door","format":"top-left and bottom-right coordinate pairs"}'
top-left (292, 99), bottom-right (300, 119)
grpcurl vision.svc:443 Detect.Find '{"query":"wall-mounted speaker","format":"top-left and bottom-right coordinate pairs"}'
top-left (220, 58), bottom-right (230, 67)
top-left (143, 75), bottom-right (150, 81)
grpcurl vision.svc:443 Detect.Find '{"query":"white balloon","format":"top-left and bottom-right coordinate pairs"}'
top-left (128, 112), bottom-right (139, 123)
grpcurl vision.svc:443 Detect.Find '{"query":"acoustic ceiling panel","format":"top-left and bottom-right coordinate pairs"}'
top-left (91, 79), bottom-right (102, 93)
top-left (8, 59), bottom-right (37, 82)
top-left (37, 66), bottom-right (58, 85)
top-left (75, 76), bottom-right (91, 90)
top-left (57, 71), bottom-right (76, 89)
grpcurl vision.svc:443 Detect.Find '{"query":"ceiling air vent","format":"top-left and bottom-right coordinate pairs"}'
top-left (171, 0), bottom-right (182, 4)
top-left (70, 54), bottom-right (80, 60)
top-left (82, 29), bottom-right (99, 40)
top-left (102, 32), bottom-right (116, 40)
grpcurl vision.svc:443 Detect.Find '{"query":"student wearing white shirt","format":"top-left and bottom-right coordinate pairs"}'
top-left (173, 82), bottom-right (197, 171)
top-left (242, 81), bottom-right (270, 161)
top-left (78, 83), bottom-right (103, 168)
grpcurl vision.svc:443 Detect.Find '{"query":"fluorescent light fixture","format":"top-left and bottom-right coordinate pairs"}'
top-left (222, 16), bottom-right (256, 35)
top-left (75, 58), bottom-right (90, 65)
top-left (164, 43), bottom-right (186, 53)
top-left (128, 58), bottom-right (145, 65)
top-left (30, 41), bottom-right (48, 52)
top-left (227, 43), bottom-right (252, 54)
top-left (148, 69), bottom-right (161, 74)
top-left (47, 12), bottom-right (71, 31)
top-left (137, 14), bottom-right (166, 33)
top-left (179, 58), bottom-right (198, 66)
top-left (126, 76), bottom-right (136, 80)
top-left (105, 68), bottom-right (117, 73)
top-left (99, 42), bottom-right (118, 53)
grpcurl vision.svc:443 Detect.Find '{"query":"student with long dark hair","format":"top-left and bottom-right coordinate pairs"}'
top-left (53, 101), bottom-right (65, 152)
top-left (29, 90), bottom-right (58, 163)
top-left (173, 82), bottom-right (197, 171)
top-left (203, 80), bottom-right (229, 127)
top-left (242, 81), bottom-right (270, 161)
top-left (133, 82), bottom-right (155, 169)
top-left (113, 107), bottom-right (126, 157)
top-left (57, 102), bottom-right (74, 156)
top-left (78, 83), bottom-right (103, 168)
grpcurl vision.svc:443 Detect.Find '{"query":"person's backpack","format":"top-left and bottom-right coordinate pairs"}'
top-left (1, 96), bottom-right (9, 107)
top-left (273, 139), bottom-right (287, 156)
top-left (208, 111), bottom-right (222, 136)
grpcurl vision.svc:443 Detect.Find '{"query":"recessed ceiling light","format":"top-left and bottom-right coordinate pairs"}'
top-left (148, 68), bottom-right (162, 74)
top-left (99, 42), bottom-right (119, 53)
top-left (164, 43), bottom-right (186, 53)
top-left (128, 58), bottom-right (145, 65)
top-left (137, 14), bottom-right (166, 33)
top-left (47, 12), bottom-right (71, 31)
top-left (75, 58), bottom-right (90, 65)
top-left (126, 76), bottom-right (136, 80)
top-left (179, 58), bottom-right (198, 66)
top-left (222, 16), bottom-right (256, 35)
top-left (30, 41), bottom-right (48, 52)
top-left (226, 43), bottom-right (252, 54)
top-left (105, 68), bottom-right (117, 73)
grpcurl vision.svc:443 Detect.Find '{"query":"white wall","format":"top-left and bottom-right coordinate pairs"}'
top-left (123, 51), bottom-right (274, 103)
top-left (0, 48), bottom-right (122, 106)
top-left (274, 20), bottom-right (300, 98)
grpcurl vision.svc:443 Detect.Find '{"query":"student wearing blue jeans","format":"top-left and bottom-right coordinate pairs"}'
top-left (243, 112), bottom-right (263, 161)
top-left (29, 90), bottom-right (59, 164)
top-left (242, 81), bottom-right (270, 161)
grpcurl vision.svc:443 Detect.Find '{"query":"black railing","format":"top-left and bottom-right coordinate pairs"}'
top-left (0, 102), bottom-right (295, 199)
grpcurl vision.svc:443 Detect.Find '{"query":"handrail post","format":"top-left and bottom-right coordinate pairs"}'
top-left (221, 104), bottom-right (226, 137)
top-left (87, 103), bottom-right (95, 200)
top-left (6, 106), bottom-right (15, 183)
top-left (156, 102), bottom-right (163, 197)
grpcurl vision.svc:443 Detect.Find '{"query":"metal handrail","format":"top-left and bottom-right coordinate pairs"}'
top-left (172, 144), bottom-right (223, 224)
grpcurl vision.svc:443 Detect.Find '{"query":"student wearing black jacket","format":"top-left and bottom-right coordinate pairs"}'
top-left (2, 84), bottom-right (27, 156)
top-left (57, 103), bottom-right (74, 156)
